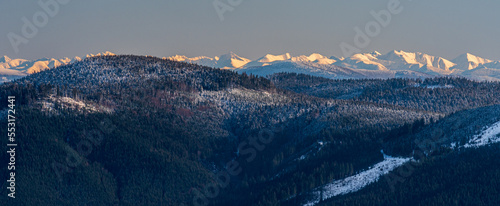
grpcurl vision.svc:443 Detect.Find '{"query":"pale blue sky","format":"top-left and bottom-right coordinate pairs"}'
top-left (1, 0), bottom-right (499, 60)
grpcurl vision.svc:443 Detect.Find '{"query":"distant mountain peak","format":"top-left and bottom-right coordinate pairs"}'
top-left (330, 56), bottom-right (344, 61)
top-left (456, 53), bottom-right (490, 61)
top-left (224, 51), bottom-right (239, 57)
top-left (306, 53), bottom-right (327, 61)
top-left (452, 53), bottom-right (493, 70)
top-left (304, 53), bottom-right (337, 64)
top-left (217, 52), bottom-right (251, 68)
top-left (86, 51), bottom-right (116, 58)
top-left (166, 55), bottom-right (189, 62)
top-left (260, 53), bottom-right (292, 62)
top-left (308, 53), bottom-right (325, 58)
top-left (370, 51), bottom-right (382, 56)
top-left (386, 49), bottom-right (414, 56)
top-left (1, 55), bottom-right (11, 63)
top-left (220, 51), bottom-right (246, 60)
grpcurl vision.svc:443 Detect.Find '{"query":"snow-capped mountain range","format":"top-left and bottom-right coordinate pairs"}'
top-left (166, 52), bottom-right (251, 69)
top-left (0, 52), bottom-right (116, 83)
top-left (2, 50), bottom-right (500, 83)
top-left (167, 50), bottom-right (500, 81)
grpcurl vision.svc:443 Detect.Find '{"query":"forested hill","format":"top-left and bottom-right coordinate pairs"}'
top-left (318, 104), bottom-right (500, 206)
top-left (16, 55), bottom-right (274, 93)
top-left (0, 55), bottom-right (498, 206)
top-left (271, 72), bottom-right (500, 114)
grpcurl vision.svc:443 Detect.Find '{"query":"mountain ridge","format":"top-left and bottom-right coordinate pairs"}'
top-left (165, 50), bottom-right (500, 81)
top-left (2, 50), bottom-right (500, 84)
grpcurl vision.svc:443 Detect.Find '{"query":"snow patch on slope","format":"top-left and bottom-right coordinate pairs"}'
top-left (463, 121), bottom-right (500, 148)
top-left (303, 152), bottom-right (412, 206)
top-left (39, 96), bottom-right (114, 114)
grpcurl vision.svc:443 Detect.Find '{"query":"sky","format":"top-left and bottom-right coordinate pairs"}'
top-left (1, 0), bottom-right (499, 61)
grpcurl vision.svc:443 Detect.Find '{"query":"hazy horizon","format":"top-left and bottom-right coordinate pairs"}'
top-left (1, 0), bottom-right (499, 61)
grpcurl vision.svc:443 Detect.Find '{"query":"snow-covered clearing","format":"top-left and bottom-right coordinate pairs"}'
top-left (40, 96), bottom-right (114, 114)
top-left (303, 152), bottom-right (411, 206)
top-left (463, 121), bottom-right (500, 148)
